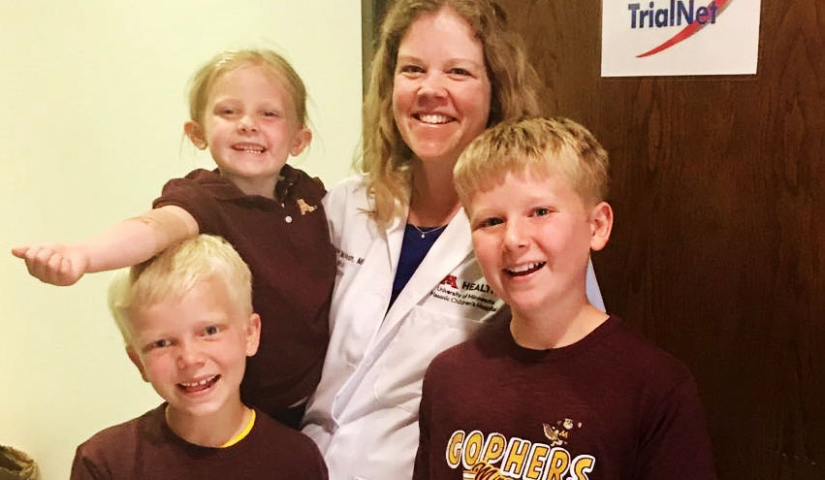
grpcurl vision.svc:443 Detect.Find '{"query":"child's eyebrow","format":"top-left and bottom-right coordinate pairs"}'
top-left (194, 318), bottom-right (230, 328)
top-left (210, 96), bottom-right (242, 105)
top-left (140, 332), bottom-right (167, 341)
top-left (468, 208), bottom-right (499, 221)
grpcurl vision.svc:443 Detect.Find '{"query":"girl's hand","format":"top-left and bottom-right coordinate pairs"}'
top-left (11, 244), bottom-right (90, 286)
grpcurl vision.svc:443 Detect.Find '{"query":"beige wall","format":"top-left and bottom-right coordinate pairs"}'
top-left (0, 1), bottom-right (361, 478)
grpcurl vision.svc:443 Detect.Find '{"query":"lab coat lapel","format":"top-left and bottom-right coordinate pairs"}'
top-left (384, 210), bottom-right (406, 282)
top-left (382, 209), bottom-right (473, 330)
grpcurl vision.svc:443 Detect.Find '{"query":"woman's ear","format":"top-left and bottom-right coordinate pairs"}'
top-left (588, 201), bottom-right (613, 252)
top-left (184, 121), bottom-right (207, 150)
top-left (290, 126), bottom-right (312, 156)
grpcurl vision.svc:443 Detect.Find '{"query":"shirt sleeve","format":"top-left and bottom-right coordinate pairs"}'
top-left (69, 446), bottom-right (109, 480)
top-left (152, 176), bottom-right (220, 234)
top-left (317, 454), bottom-right (330, 480)
top-left (302, 437), bottom-right (330, 480)
top-left (635, 376), bottom-right (718, 480)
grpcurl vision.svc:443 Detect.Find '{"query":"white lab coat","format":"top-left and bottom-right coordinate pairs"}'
top-left (302, 176), bottom-right (603, 480)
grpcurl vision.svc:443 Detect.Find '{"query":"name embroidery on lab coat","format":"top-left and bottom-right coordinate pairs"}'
top-left (335, 248), bottom-right (365, 271)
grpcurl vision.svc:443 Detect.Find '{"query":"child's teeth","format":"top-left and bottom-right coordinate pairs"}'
top-left (181, 376), bottom-right (214, 387)
top-left (235, 144), bottom-right (264, 153)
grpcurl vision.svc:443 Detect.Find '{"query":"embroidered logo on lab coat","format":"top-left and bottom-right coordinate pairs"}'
top-left (431, 274), bottom-right (497, 312)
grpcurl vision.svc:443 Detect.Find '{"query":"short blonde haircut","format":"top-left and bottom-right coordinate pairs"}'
top-left (108, 235), bottom-right (253, 343)
top-left (454, 117), bottom-right (609, 207)
top-left (188, 49), bottom-right (308, 126)
top-left (360, 0), bottom-right (541, 226)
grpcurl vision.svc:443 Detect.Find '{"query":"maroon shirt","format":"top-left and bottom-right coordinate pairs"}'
top-left (71, 404), bottom-right (328, 480)
top-left (153, 167), bottom-right (336, 423)
top-left (414, 316), bottom-right (717, 480)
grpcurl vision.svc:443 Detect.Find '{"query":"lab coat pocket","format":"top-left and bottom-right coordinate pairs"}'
top-left (373, 305), bottom-right (487, 413)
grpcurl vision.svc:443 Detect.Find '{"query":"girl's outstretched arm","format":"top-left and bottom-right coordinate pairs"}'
top-left (11, 206), bottom-right (198, 286)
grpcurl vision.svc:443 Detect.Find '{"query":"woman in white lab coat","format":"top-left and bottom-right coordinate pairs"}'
top-left (302, 1), bottom-right (603, 478)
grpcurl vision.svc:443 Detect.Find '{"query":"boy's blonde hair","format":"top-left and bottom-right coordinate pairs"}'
top-left (454, 117), bottom-right (609, 207)
top-left (360, 0), bottom-right (541, 226)
top-left (108, 235), bottom-right (253, 343)
top-left (188, 49), bottom-right (308, 126)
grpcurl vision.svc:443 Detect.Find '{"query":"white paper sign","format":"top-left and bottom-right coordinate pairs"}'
top-left (601, 0), bottom-right (761, 77)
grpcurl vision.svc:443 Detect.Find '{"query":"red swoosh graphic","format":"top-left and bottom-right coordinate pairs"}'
top-left (636, 0), bottom-right (732, 58)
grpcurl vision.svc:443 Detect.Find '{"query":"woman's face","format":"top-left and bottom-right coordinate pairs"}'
top-left (392, 7), bottom-right (491, 166)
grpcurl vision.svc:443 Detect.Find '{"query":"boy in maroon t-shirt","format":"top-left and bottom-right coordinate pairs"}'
top-left (413, 117), bottom-right (716, 480)
top-left (71, 235), bottom-right (327, 480)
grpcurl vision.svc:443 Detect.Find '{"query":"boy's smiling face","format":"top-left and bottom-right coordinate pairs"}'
top-left (468, 169), bottom-right (611, 320)
top-left (125, 277), bottom-right (260, 423)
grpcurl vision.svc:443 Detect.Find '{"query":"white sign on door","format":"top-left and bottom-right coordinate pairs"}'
top-left (601, 0), bottom-right (761, 77)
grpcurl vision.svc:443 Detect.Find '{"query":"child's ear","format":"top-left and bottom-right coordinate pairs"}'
top-left (126, 346), bottom-right (149, 383)
top-left (289, 126), bottom-right (312, 157)
top-left (184, 121), bottom-right (207, 150)
top-left (245, 313), bottom-right (262, 357)
top-left (588, 201), bottom-right (613, 252)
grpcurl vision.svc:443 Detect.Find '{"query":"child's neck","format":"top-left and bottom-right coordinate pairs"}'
top-left (165, 399), bottom-right (252, 448)
top-left (221, 170), bottom-right (280, 200)
top-left (510, 299), bottom-right (609, 350)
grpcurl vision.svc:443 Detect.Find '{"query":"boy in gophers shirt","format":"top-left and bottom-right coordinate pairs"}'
top-left (413, 117), bottom-right (716, 480)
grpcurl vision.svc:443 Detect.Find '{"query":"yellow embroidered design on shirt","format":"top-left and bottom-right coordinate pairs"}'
top-left (297, 198), bottom-right (317, 215)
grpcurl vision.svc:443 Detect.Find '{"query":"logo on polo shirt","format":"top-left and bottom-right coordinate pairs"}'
top-left (296, 198), bottom-right (317, 215)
